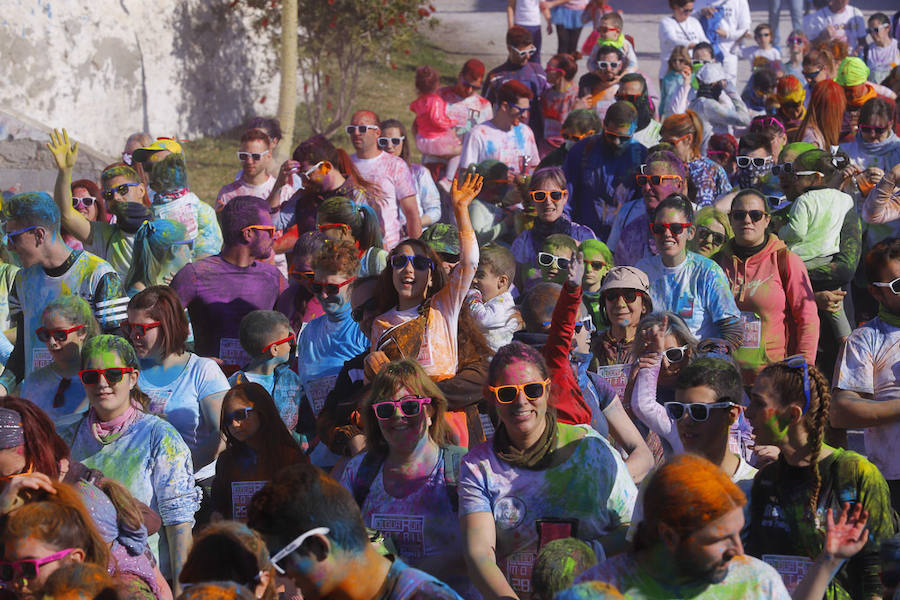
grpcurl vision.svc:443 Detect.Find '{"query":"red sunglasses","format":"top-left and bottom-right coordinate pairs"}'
top-left (262, 333), bottom-right (295, 354)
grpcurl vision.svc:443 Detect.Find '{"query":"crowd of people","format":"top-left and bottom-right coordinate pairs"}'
top-left (2, 1), bottom-right (900, 599)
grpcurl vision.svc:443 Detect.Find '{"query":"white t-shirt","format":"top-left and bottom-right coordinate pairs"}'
top-left (513, 0), bottom-right (542, 26)
top-left (459, 121), bottom-right (540, 177)
top-left (803, 5), bottom-right (866, 47)
top-left (138, 353), bottom-right (230, 460)
top-left (692, 0), bottom-right (751, 51)
top-left (834, 316), bottom-right (900, 479)
top-left (866, 42), bottom-right (900, 84)
top-left (658, 16), bottom-right (710, 78)
top-left (351, 152), bottom-right (417, 250)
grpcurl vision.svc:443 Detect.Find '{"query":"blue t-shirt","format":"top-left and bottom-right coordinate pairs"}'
top-left (228, 363), bottom-right (303, 432)
top-left (20, 365), bottom-right (87, 427)
top-left (635, 251), bottom-right (741, 339)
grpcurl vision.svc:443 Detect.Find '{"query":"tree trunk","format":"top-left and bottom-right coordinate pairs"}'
top-left (274, 0), bottom-right (298, 163)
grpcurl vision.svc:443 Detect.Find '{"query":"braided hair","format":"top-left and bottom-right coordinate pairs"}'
top-left (758, 360), bottom-right (831, 519)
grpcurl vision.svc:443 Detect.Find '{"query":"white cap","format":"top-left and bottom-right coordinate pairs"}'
top-left (697, 62), bottom-right (727, 84)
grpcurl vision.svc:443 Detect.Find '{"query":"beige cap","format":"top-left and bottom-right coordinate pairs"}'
top-left (600, 266), bottom-right (651, 296)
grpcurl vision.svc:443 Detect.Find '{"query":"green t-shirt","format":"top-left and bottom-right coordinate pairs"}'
top-left (86, 221), bottom-right (134, 281)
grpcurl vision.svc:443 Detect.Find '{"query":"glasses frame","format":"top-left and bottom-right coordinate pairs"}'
top-left (665, 401), bottom-right (737, 422)
top-left (72, 196), bottom-right (96, 209)
top-left (603, 288), bottom-right (641, 303)
top-left (377, 136), bottom-right (406, 148)
top-left (562, 130), bottom-right (594, 142)
top-left (78, 367), bottom-right (136, 386)
top-left (372, 395), bottom-right (432, 420)
top-left (390, 254), bottom-right (434, 271)
top-left (649, 222), bottom-right (692, 236)
top-left (0, 548), bottom-right (77, 583)
top-left (574, 316), bottom-right (595, 334)
top-left (121, 321), bottom-right (162, 338)
top-left (312, 277), bottom-right (356, 296)
top-left (603, 128), bottom-right (631, 141)
top-left (529, 190), bottom-right (567, 203)
top-left (794, 170), bottom-right (825, 177)
top-left (736, 155), bottom-right (773, 168)
top-left (772, 162), bottom-right (794, 176)
top-left (3, 225), bottom-right (40, 247)
top-left (597, 61), bottom-right (621, 70)
top-left (488, 378), bottom-right (551, 404)
top-left (635, 174), bottom-right (683, 186)
top-left (261, 333), bottom-right (295, 354)
top-left (243, 225), bottom-right (276, 237)
top-left (345, 125), bottom-right (379, 135)
top-left (102, 182), bottom-right (140, 201)
top-left (237, 150), bottom-right (271, 162)
top-left (664, 345), bottom-right (689, 363)
top-left (695, 226), bottom-right (727, 246)
top-left (226, 407), bottom-right (255, 423)
top-left (271, 527), bottom-right (331, 575)
top-left (729, 209), bottom-right (769, 223)
top-left (872, 276), bottom-right (900, 295)
top-left (509, 45), bottom-right (536, 58)
top-left (36, 324), bottom-right (85, 343)
top-left (537, 252), bottom-right (571, 271)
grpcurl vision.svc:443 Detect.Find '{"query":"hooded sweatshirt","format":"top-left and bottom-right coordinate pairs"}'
top-left (716, 235), bottom-right (820, 382)
top-left (778, 187), bottom-right (854, 263)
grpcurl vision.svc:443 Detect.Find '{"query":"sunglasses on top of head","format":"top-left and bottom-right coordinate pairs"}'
top-left (312, 277), bottom-right (356, 296)
top-left (377, 136), bottom-right (406, 148)
top-left (78, 367), bottom-right (135, 386)
top-left (390, 254), bottom-right (434, 271)
top-left (649, 222), bottom-right (691, 236)
top-left (372, 396), bottom-right (432, 420)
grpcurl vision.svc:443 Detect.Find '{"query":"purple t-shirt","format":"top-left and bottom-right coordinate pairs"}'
top-left (171, 255), bottom-right (288, 362)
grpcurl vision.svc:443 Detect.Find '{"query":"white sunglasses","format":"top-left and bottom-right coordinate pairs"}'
top-left (270, 527), bottom-right (330, 574)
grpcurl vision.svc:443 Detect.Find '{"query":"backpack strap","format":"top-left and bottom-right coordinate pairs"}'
top-left (351, 450), bottom-right (387, 508)
top-left (441, 445), bottom-right (467, 513)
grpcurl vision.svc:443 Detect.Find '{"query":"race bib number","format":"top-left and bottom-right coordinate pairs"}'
top-left (762, 554), bottom-right (814, 593)
top-left (154, 196), bottom-right (198, 240)
top-left (505, 551), bottom-right (535, 594)
top-left (480, 413), bottom-right (496, 439)
top-left (740, 312), bottom-right (762, 349)
top-left (596, 364), bottom-right (632, 405)
top-left (32, 348), bottom-right (53, 371)
top-left (219, 338), bottom-right (251, 368)
top-left (371, 514), bottom-right (426, 560)
top-left (146, 388), bottom-right (173, 414)
top-left (306, 374), bottom-right (338, 415)
top-left (231, 481), bottom-right (268, 522)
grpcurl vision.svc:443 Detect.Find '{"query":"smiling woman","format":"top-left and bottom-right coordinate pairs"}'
top-left (339, 359), bottom-right (473, 596)
top-left (459, 341), bottom-right (637, 599)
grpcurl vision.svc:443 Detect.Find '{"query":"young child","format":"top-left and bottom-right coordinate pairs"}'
top-left (409, 65), bottom-right (462, 191)
top-left (863, 13), bottom-right (900, 84)
top-left (587, 12), bottom-right (638, 74)
top-left (210, 382), bottom-right (307, 522)
top-left (467, 243), bottom-right (524, 352)
top-left (228, 310), bottom-right (304, 446)
top-left (538, 233), bottom-right (578, 285)
top-left (732, 24), bottom-right (782, 64)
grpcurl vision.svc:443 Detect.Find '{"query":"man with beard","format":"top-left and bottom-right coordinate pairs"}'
top-left (438, 59), bottom-right (494, 143)
top-left (570, 454), bottom-right (790, 598)
top-left (563, 101), bottom-right (647, 242)
top-left (607, 150), bottom-right (688, 267)
top-left (47, 128), bottom-right (155, 281)
top-left (616, 74), bottom-right (661, 148)
top-left (171, 196), bottom-right (288, 370)
top-left (578, 45), bottom-right (627, 120)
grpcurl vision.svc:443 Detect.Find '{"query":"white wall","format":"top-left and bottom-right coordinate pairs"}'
top-left (0, 0), bottom-right (280, 156)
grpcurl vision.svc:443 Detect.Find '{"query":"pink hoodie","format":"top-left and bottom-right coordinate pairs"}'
top-left (409, 93), bottom-right (456, 139)
top-left (716, 235), bottom-right (820, 384)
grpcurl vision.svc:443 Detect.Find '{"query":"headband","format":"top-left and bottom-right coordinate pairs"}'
top-left (0, 408), bottom-right (25, 450)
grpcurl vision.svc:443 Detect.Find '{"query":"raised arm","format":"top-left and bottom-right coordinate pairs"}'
top-left (47, 129), bottom-right (92, 242)
top-left (862, 164), bottom-right (900, 225)
top-left (447, 173), bottom-right (483, 306)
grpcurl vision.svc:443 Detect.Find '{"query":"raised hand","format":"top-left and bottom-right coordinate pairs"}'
top-left (47, 128), bottom-right (78, 171)
top-left (451, 171), bottom-right (484, 211)
top-left (567, 251), bottom-right (585, 288)
top-left (642, 314), bottom-right (669, 355)
top-left (824, 502), bottom-right (870, 560)
top-left (0, 471), bottom-right (57, 515)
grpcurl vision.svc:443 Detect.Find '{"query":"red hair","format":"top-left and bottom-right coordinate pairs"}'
top-left (461, 58), bottom-right (485, 81)
top-left (240, 129), bottom-right (271, 146)
top-left (660, 111), bottom-right (704, 159)
top-left (71, 179), bottom-right (108, 223)
top-left (0, 397), bottom-right (69, 479)
top-left (795, 80), bottom-right (846, 147)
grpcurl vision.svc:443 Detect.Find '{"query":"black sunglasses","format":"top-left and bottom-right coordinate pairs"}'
top-left (377, 136), bottom-right (405, 148)
top-left (771, 162), bottom-right (793, 176)
top-left (665, 401), bottom-right (735, 422)
top-left (226, 407), bottom-right (254, 422)
top-left (351, 297), bottom-right (379, 322)
top-left (102, 183), bottom-right (140, 201)
top-left (603, 289), bottom-right (640, 303)
top-left (696, 226), bottom-right (726, 246)
top-left (650, 222), bottom-right (690, 236)
top-left (736, 156), bottom-right (771, 168)
top-left (730, 209), bottom-right (768, 222)
top-left (390, 254), bottom-right (434, 271)
top-left (78, 367), bottom-right (134, 385)
top-left (802, 69), bottom-right (822, 81)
